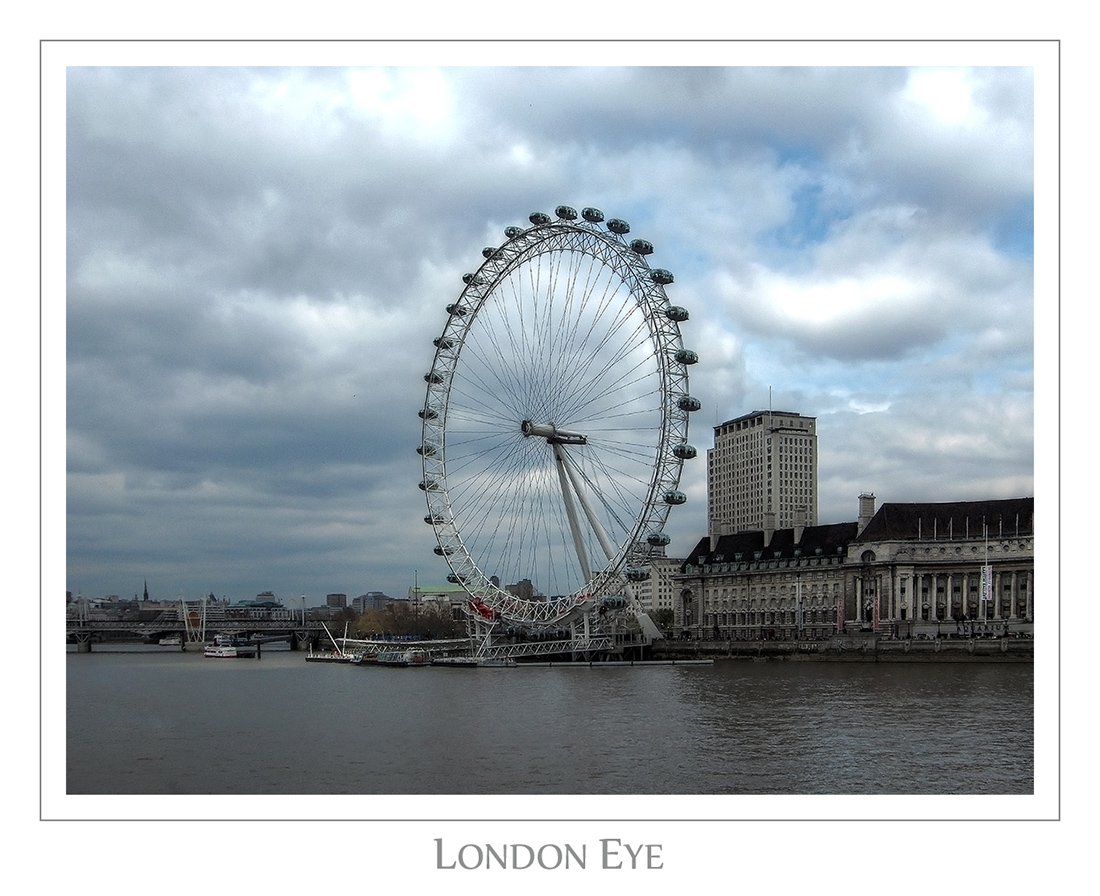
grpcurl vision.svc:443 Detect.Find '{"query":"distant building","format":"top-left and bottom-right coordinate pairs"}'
top-left (707, 409), bottom-right (818, 540)
top-left (326, 593), bottom-right (348, 609)
top-left (353, 592), bottom-right (393, 613)
top-left (505, 578), bottom-right (536, 601)
top-left (410, 583), bottom-right (467, 605)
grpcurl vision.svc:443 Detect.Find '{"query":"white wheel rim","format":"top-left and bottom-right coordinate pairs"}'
top-left (420, 214), bottom-right (694, 628)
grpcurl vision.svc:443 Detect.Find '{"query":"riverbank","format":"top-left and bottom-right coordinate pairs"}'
top-left (651, 633), bottom-right (1033, 663)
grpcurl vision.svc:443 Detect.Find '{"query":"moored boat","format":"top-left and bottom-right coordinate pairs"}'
top-left (431, 655), bottom-right (479, 667)
top-left (376, 648), bottom-right (430, 667)
top-left (478, 656), bottom-right (517, 668)
top-left (305, 649), bottom-right (352, 663)
top-left (204, 634), bottom-right (257, 658)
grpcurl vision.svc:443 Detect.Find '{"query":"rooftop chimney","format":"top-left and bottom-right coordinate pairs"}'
top-left (858, 492), bottom-right (876, 535)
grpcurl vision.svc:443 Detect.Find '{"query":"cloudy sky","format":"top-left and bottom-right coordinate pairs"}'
top-left (62, 56), bottom-right (1038, 606)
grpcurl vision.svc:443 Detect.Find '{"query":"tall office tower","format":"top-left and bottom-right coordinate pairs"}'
top-left (707, 409), bottom-right (818, 539)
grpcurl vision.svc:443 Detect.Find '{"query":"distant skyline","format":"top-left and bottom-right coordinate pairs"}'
top-left (60, 52), bottom-right (1040, 604)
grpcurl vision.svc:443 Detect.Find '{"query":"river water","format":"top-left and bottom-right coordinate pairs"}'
top-left (65, 645), bottom-right (1032, 797)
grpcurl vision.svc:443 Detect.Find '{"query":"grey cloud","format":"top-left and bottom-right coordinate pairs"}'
top-left (64, 64), bottom-right (1036, 602)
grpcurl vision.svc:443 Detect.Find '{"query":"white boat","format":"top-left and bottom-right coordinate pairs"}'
top-left (431, 655), bottom-right (478, 667)
top-left (376, 648), bottom-right (430, 667)
top-left (305, 650), bottom-right (352, 663)
top-left (478, 656), bottom-right (517, 667)
top-left (204, 634), bottom-right (257, 658)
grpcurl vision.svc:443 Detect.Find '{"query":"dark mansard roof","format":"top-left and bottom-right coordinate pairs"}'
top-left (681, 497), bottom-right (1034, 572)
top-left (683, 521), bottom-right (859, 569)
top-left (856, 497), bottom-right (1034, 542)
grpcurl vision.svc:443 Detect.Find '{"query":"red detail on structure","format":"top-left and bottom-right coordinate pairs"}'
top-left (469, 598), bottom-right (496, 621)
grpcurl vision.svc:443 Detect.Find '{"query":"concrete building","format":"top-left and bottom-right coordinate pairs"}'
top-left (353, 591), bottom-right (394, 613)
top-left (632, 554), bottom-right (684, 616)
top-left (326, 592), bottom-right (348, 609)
top-left (707, 409), bottom-right (818, 540)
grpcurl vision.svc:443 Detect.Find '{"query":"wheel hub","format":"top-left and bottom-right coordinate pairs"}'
top-left (520, 420), bottom-right (587, 445)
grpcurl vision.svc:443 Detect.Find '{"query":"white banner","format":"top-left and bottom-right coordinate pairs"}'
top-left (981, 564), bottom-right (993, 602)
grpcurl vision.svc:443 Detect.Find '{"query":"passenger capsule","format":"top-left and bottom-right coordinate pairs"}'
top-left (424, 513), bottom-right (444, 525)
top-left (447, 573), bottom-right (467, 584)
top-left (582, 207), bottom-right (604, 223)
top-left (433, 336), bottom-right (454, 350)
top-left (630, 238), bottom-right (654, 255)
top-left (504, 225), bottom-right (524, 239)
top-left (666, 305), bottom-right (689, 322)
top-left (418, 407), bottom-right (438, 420)
top-left (482, 246), bottom-right (499, 259)
top-left (529, 211), bottom-right (551, 225)
top-left (555, 205), bottom-right (578, 220)
top-left (647, 532), bottom-right (672, 547)
top-left (607, 218), bottom-right (630, 235)
top-left (625, 566), bottom-right (650, 582)
top-left (418, 479), bottom-right (438, 491)
top-left (672, 443), bottom-right (698, 460)
top-left (675, 349), bottom-right (699, 365)
top-left (651, 268), bottom-right (674, 285)
top-left (416, 443), bottom-right (437, 457)
top-left (462, 272), bottom-right (481, 285)
top-left (677, 395), bottom-right (701, 412)
top-left (424, 371), bottom-right (444, 384)
top-left (600, 595), bottom-right (627, 610)
top-left (433, 545), bottom-right (455, 556)
top-left (446, 303), bottom-right (467, 316)
top-left (663, 490), bottom-right (688, 506)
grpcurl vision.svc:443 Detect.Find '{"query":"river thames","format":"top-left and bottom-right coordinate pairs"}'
top-left (65, 644), bottom-right (1032, 796)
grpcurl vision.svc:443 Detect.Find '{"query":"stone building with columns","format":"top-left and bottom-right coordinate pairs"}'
top-left (851, 494), bottom-right (1033, 638)
top-left (673, 494), bottom-right (1034, 640)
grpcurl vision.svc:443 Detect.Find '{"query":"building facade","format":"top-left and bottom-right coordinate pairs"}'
top-left (677, 519), bottom-right (854, 639)
top-left (674, 495), bottom-right (1034, 640)
top-left (632, 554), bottom-right (684, 616)
top-left (851, 495), bottom-right (1034, 636)
top-left (707, 409), bottom-right (818, 539)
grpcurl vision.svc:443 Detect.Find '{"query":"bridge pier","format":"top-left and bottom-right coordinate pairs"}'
top-left (290, 631), bottom-right (316, 651)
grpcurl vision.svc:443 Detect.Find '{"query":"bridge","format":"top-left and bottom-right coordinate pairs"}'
top-left (65, 604), bottom-right (338, 653)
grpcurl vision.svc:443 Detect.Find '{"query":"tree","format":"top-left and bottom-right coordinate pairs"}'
top-left (651, 608), bottom-right (674, 634)
top-left (352, 601), bottom-right (466, 639)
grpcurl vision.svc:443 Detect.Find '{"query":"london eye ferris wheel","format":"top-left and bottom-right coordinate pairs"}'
top-left (418, 205), bottom-right (699, 642)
